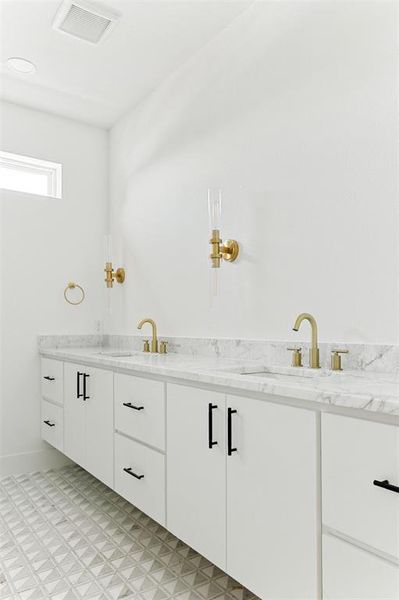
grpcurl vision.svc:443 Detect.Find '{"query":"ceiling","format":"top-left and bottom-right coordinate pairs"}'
top-left (0, 0), bottom-right (251, 128)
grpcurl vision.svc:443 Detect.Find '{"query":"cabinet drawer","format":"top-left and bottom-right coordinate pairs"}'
top-left (322, 414), bottom-right (399, 559)
top-left (41, 400), bottom-right (63, 452)
top-left (41, 358), bottom-right (63, 405)
top-left (114, 433), bottom-right (165, 526)
top-left (323, 534), bottom-right (399, 600)
top-left (114, 374), bottom-right (165, 450)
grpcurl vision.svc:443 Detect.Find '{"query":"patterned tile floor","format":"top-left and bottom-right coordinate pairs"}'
top-left (0, 465), bottom-right (259, 600)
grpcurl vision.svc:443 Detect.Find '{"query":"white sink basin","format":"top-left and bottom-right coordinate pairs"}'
top-left (96, 350), bottom-right (136, 357)
top-left (240, 371), bottom-right (318, 383)
top-left (219, 366), bottom-right (331, 381)
top-left (243, 369), bottom-right (318, 377)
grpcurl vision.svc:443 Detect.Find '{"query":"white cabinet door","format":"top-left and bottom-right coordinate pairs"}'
top-left (167, 384), bottom-right (226, 570)
top-left (64, 362), bottom-right (113, 488)
top-left (85, 366), bottom-right (114, 488)
top-left (226, 395), bottom-right (318, 600)
top-left (323, 534), bottom-right (399, 600)
top-left (64, 362), bottom-right (86, 466)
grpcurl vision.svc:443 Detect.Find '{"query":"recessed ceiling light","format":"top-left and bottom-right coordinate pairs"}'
top-left (7, 57), bottom-right (37, 74)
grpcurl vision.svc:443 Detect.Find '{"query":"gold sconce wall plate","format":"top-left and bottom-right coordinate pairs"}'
top-left (209, 229), bottom-right (239, 268)
top-left (104, 262), bottom-right (125, 288)
top-left (221, 239), bottom-right (239, 262)
top-left (114, 267), bottom-right (125, 284)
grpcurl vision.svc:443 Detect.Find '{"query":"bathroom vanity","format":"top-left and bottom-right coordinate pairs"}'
top-left (40, 348), bottom-right (399, 600)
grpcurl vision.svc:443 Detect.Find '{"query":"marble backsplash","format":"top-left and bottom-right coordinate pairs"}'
top-left (38, 334), bottom-right (399, 374)
top-left (38, 334), bottom-right (103, 349)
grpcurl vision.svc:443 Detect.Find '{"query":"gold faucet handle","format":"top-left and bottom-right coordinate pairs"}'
top-left (331, 349), bottom-right (349, 371)
top-left (159, 341), bottom-right (168, 354)
top-left (143, 340), bottom-right (150, 353)
top-left (287, 347), bottom-right (302, 367)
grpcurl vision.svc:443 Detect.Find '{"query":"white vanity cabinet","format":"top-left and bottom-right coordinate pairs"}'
top-left (64, 362), bottom-right (113, 488)
top-left (40, 353), bottom-right (399, 600)
top-left (167, 383), bottom-right (318, 599)
top-left (167, 384), bottom-right (227, 569)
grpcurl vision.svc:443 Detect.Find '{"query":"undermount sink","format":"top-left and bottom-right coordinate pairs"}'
top-left (97, 350), bottom-right (136, 357)
top-left (219, 366), bottom-right (330, 381)
top-left (242, 369), bottom-right (317, 378)
top-left (240, 371), bottom-right (318, 383)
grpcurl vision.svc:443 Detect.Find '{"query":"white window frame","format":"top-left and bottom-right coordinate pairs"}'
top-left (0, 150), bottom-right (63, 198)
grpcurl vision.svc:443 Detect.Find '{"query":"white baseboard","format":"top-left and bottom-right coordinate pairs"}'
top-left (0, 447), bottom-right (73, 477)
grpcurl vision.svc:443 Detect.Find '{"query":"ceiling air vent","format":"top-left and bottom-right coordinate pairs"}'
top-left (53, 0), bottom-right (119, 44)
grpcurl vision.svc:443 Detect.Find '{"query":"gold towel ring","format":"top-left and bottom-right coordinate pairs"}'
top-left (64, 282), bottom-right (85, 305)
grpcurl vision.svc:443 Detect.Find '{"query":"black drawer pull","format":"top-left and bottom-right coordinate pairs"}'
top-left (227, 407), bottom-right (238, 456)
top-left (208, 403), bottom-right (218, 449)
top-left (373, 479), bottom-right (399, 494)
top-left (77, 372), bottom-right (83, 399)
top-left (83, 373), bottom-right (90, 401)
top-left (123, 402), bottom-right (144, 411)
top-left (43, 420), bottom-right (55, 427)
top-left (43, 376), bottom-right (55, 381)
top-left (123, 467), bottom-right (144, 480)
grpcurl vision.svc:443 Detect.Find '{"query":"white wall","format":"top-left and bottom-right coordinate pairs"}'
top-left (109, 0), bottom-right (398, 344)
top-left (0, 101), bottom-right (108, 475)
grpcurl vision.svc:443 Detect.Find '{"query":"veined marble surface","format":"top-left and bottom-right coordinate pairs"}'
top-left (38, 334), bottom-right (399, 373)
top-left (38, 334), bottom-right (103, 349)
top-left (39, 345), bottom-right (399, 418)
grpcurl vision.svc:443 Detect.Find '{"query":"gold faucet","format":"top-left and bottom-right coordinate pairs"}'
top-left (292, 313), bottom-right (320, 369)
top-left (137, 318), bottom-right (158, 353)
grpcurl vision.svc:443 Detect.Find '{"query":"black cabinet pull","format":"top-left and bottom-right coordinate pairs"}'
top-left (43, 420), bottom-right (55, 427)
top-left (373, 479), bottom-right (399, 494)
top-left (227, 407), bottom-right (238, 456)
top-left (123, 402), bottom-right (144, 411)
top-left (83, 373), bottom-right (90, 401)
top-left (123, 467), bottom-right (144, 480)
top-left (43, 376), bottom-right (55, 381)
top-left (77, 372), bottom-right (83, 399)
top-left (208, 403), bottom-right (218, 449)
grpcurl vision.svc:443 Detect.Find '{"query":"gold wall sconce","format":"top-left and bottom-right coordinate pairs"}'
top-left (104, 235), bottom-right (125, 289)
top-left (208, 189), bottom-right (239, 269)
top-left (104, 262), bottom-right (125, 288)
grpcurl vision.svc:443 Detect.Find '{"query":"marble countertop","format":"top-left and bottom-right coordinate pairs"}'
top-left (40, 346), bottom-right (399, 418)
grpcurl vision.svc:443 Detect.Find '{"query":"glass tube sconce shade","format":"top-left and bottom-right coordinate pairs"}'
top-left (104, 234), bottom-right (125, 288)
top-left (208, 189), bottom-right (239, 268)
top-left (207, 189), bottom-right (239, 298)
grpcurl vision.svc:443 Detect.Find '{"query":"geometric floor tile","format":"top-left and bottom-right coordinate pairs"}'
top-left (0, 465), bottom-right (259, 600)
